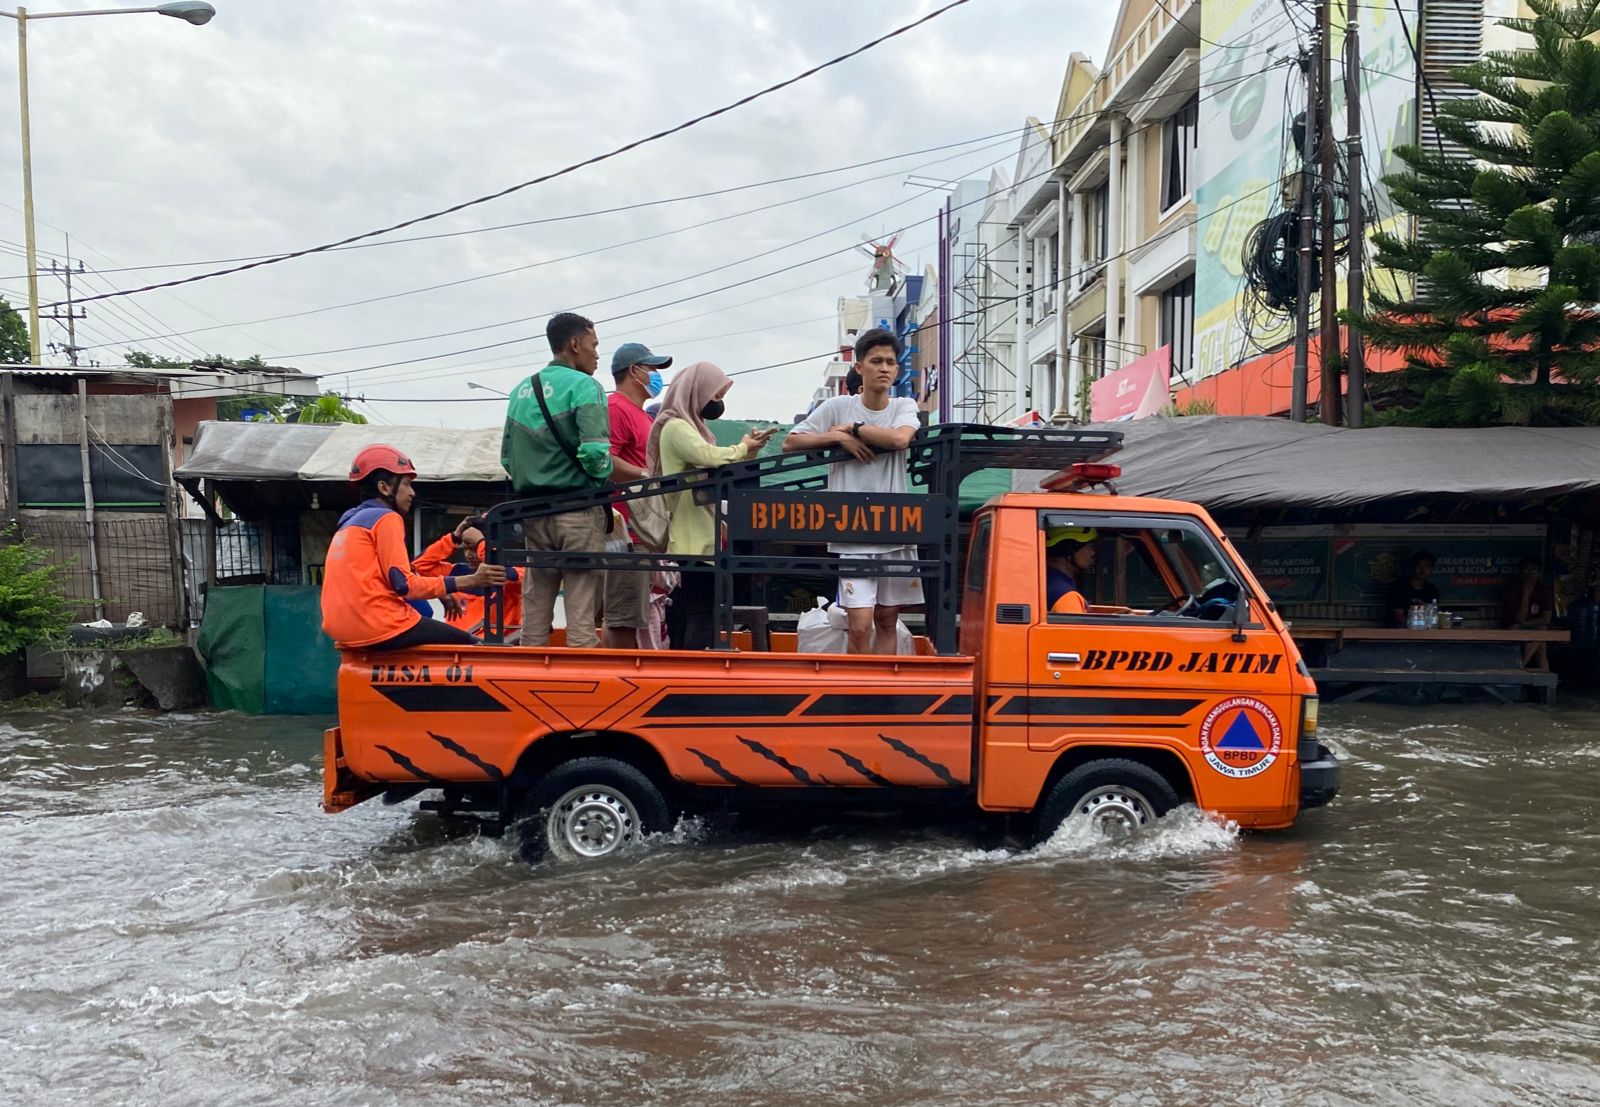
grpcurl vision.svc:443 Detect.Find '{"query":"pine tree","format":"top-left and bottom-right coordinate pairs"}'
top-left (1351, 0), bottom-right (1600, 425)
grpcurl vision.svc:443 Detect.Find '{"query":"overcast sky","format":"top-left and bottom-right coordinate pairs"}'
top-left (0, 0), bottom-right (1113, 427)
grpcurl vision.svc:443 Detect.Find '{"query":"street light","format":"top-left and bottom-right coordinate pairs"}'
top-left (2, 2), bottom-right (216, 364)
top-left (467, 381), bottom-right (508, 397)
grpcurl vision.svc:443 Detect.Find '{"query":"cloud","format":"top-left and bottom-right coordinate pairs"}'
top-left (0, 0), bottom-right (1113, 426)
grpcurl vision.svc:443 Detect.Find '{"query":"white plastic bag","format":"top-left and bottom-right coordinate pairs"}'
top-left (796, 597), bottom-right (849, 654)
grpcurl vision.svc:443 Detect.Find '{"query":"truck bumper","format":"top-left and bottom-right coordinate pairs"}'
top-left (1298, 744), bottom-right (1340, 809)
top-left (323, 726), bottom-right (383, 814)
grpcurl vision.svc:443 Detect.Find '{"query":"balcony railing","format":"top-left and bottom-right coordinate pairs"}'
top-left (1056, 0), bottom-right (1190, 162)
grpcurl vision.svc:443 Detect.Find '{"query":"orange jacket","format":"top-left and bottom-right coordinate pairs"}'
top-left (413, 532), bottom-right (523, 633)
top-left (321, 501), bottom-right (457, 648)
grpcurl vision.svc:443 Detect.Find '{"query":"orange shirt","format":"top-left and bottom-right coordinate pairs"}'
top-left (413, 532), bottom-right (523, 634)
top-left (321, 500), bottom-right (453, 648)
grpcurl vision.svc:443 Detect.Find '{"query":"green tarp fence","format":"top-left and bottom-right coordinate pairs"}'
top-left (196, 584), bottom-right (338, 715)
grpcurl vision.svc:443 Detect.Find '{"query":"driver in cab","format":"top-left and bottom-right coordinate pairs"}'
top-left (1046, 527), bottom-right (1098, 614)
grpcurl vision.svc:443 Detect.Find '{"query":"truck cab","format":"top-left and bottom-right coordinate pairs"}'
top-left (322, 425), bottom-right (1337, 861)
top-left (965, 488), bottom-right (1332, 832)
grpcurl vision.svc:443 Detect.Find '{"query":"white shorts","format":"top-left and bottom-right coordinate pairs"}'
top-left (838, 547), bottom-right (924, 610)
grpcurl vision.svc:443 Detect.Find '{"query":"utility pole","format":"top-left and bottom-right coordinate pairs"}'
top-left (1318, 0), bottom-right (1341, 425)
top-left (1290, 33), bottom-right (1319, 423)
top-left (1345, 18), bottom-right (1366, 429)
top-left (43, 235), bottom-right (86, 366)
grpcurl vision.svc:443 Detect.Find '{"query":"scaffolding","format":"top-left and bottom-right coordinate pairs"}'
top-left (947, 228), bottom-right (1020, 424)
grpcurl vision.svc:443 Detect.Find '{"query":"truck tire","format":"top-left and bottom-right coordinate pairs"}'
top-left (1034, 758), bottom-right (1179, 844)
top-left (518, 757), bottom-right (671, 863)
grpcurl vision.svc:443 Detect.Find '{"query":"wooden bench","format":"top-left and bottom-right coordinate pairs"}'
top-left (1292, 626), bottom-right (1570, 705)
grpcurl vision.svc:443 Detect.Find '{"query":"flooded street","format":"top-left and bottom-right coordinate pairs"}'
top-left (3, 703), bottom-right (1599, 1106)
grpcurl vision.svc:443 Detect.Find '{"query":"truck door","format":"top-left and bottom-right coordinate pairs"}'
top-left (1022, 510), bottom-right (1296, 811)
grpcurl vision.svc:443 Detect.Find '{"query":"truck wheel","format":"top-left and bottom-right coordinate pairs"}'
top-left (519, 757), bottom-right (670, 863)
top-left (1035, 759), bottom-right (1179, 844)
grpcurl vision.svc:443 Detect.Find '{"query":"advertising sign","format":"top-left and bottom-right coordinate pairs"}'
top-left (1091, 346), bottom-right (1172, 422)
top-left (1193, 0), bottom-right (1418, 382)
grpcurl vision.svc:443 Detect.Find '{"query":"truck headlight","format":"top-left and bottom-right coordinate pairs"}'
top-left (1298, 696), bottom-right (1319, 762)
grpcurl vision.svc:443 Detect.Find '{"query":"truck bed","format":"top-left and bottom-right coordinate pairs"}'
top-left (328, 643), bottom-right (978, 811)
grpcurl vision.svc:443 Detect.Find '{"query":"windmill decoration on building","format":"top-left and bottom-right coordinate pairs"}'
top-left (859, 234), bottom-right (905, 294)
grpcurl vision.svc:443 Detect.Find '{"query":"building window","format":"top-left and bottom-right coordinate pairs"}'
top-left (1162, 96), bottom-right (1199, 211)
top-left (1159, 275), bottom-right (1195, 382)
top-left (1091, 184), bottom-right (1109, 262)
top-left (1078, 333), bottom-right (1107, 382)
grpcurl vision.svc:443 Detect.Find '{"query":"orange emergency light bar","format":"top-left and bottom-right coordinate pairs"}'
top-left (1041, 462), bottom-right (1122, 492)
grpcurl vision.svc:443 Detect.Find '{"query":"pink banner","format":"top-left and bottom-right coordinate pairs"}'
top-left (1091, 346), bottom-right (1172, 423)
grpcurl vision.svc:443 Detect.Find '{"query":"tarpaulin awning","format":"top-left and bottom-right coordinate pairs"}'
top-left (176, 421), bottom-right (336, 481)
top-left (1012, 416), bottom-right (1600, 511)
top-left (298, 424), bottom-right (508, 483)
top-left (177, 421), bottom-right (507, 483)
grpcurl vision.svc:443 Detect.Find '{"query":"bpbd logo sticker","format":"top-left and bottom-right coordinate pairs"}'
top-left (1198, 696), bottom-right (1282, 779)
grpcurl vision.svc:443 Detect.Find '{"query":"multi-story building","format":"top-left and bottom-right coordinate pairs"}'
top-left (1053, 0), bottom-right (1203, 421)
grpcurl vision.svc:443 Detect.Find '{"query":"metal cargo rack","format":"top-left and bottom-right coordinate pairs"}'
top-left (482, 422), bottom-right (1123, 655)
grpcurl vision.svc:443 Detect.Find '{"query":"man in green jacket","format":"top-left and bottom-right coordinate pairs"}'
top-left (502, 312), bottom-right (612, 648)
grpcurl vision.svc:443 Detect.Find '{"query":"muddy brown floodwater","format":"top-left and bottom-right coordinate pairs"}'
top-left (2, 700), bottom-right (1599, 1106)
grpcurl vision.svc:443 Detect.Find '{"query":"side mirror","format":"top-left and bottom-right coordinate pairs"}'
top-left (1231, 587), bottom-right (1250, 642)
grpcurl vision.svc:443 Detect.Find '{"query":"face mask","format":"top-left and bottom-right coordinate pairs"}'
top-left (644, 369), bottom-right (665, 398)
top-left (700, 399), bottom-right (725, 420)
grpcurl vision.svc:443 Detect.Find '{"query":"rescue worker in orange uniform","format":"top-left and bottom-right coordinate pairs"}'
top-left (321, 445), bottom-right (505, 650)
top-left (413, 515), bottom-right (523, 638)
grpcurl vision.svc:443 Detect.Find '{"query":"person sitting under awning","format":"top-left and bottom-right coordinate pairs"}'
top-left (321, 445), bottom-right (505, 651)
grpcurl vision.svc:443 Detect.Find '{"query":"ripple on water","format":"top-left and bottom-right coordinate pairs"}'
top-left (2, 704), bottom-right (1599, 1106)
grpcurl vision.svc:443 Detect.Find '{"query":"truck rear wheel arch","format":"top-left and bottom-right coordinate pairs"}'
top-left (1034, 744), bottom-right (1195, 813)
top-left (509, 729), bottom-right (674, 799)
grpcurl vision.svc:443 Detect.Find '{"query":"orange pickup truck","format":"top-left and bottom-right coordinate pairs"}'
top-left (323, 425), bottom-right (1337, 860)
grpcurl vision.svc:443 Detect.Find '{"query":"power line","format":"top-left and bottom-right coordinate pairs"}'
top-left (149, 57), bottom-right (1293, 406)
top-left (74, 45), bottom-right (1289, 356)
top-left (8, 130), bottom-right (1059, 282)
top-left (315, 56), bottom-right (1294, 383)
top-left (74, 135), bottom-right (1017, 351)
top-left (358, 177), bottom-right (1283, 404)
top-left (51, 0), bottom-right (979, 310)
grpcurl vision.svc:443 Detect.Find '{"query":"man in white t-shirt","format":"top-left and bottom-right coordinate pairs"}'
top-left (784, 328), bottom-right (922, 653)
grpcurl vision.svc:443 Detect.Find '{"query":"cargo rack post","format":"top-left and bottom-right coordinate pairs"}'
top-left (481, 423), bottom-right (1122, 655)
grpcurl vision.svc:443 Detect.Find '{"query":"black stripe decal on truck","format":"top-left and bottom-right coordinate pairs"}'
top-left (738, 736), bottom-right (818, 785)
top-left (831, 748), bottom-right (894, 786)
top-left (645, 694), bottom-right (808, 718)
top-left (426, 731), bottom-right (504, 780)
top-left (879, 734), bottom-right (959, 786)
top-left (377, 744), bottom-right (430, 779)
top-left (688, 748), bottom-right (749, 786)
top-left (995, 695), bottom-right (1202, 718)
top-left (803, 694), bottom-right (940, 716)
top-left (374, 685), bottom-right (509, 713)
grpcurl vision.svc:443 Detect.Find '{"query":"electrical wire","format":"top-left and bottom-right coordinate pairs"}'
top-left (77, 45), bottom-right (1292, 357)
top-left (261, 57), bottom-right (1300, 382)
top-left (361, 177), bottom-right (1284, 403)
top-left (75, 137), bottom-right (1016, 352)
top-left (138, 56), bottom-right (1296, 405)
top-left (52, 0), bottom-right (980, 310)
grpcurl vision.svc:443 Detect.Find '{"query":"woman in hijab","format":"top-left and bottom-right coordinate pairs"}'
top-left (646, 361), bottom-right (773, 649)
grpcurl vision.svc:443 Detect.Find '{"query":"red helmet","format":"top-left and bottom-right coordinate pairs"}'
top-left (349, 444), bottom-right (417, 483)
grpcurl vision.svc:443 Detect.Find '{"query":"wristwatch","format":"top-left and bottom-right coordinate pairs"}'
top-left (850, 422), bottom-right (865, 439)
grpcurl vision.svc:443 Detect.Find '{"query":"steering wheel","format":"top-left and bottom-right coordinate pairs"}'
top-left (1154, 593), bottom-right (1199, 618)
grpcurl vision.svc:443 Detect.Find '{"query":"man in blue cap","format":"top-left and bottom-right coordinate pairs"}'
top-left (605, 341), bottom-right (672, 647)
